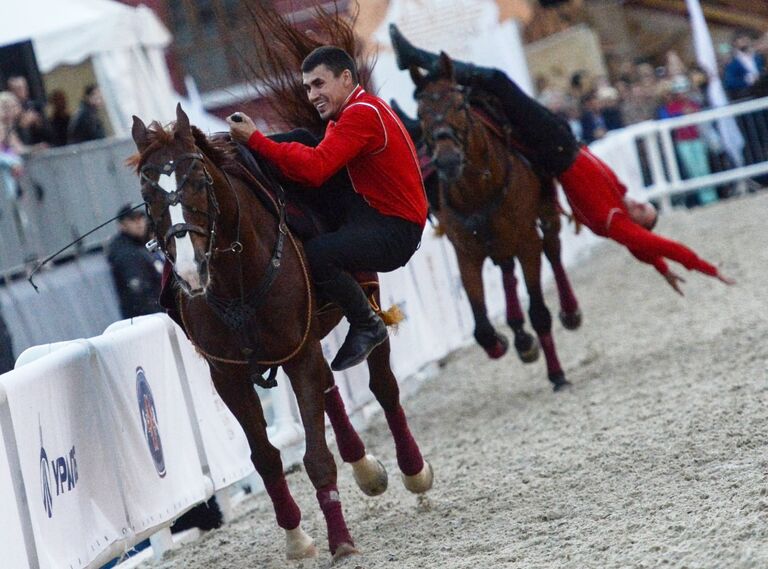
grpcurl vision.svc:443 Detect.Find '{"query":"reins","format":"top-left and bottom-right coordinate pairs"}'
top-left (174, 154), bottom-right (314, 383)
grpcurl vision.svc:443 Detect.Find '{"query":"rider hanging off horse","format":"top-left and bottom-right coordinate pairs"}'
top-left (389, 25), bottom-right (735, 295)
top-left (228, 46), bottom-right (427, 371)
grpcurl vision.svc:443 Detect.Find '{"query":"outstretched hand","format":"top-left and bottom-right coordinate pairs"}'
top-left (716, 271), bottom-right (736, 286)
top-left (664, 269), bottom-right (686, 296)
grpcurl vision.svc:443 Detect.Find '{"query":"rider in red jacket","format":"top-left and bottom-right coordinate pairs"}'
top-left (229, 46), bottom-right (427, 370)
top-left (561, 146), bottom-right (730, 293)
top-left (390, 24), bottom-right (733, 295)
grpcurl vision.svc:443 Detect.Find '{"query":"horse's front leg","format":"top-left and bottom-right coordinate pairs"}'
top-left (455, 248), bottom-right (508, 358)
top-left (209, 363), bottom-right (317, 560)
top-left (283, 342), bottom-right (357, 561)
top-left (498, 257), bottom-right (540, 363)
top-left (316, 348), bottom-right (389, 498)
top-left (516, 232), bottom-right (571, 391)
top-left (539, 182), bottom-right (581, 330)
top-left (367, 336), bottom-right (433, 493)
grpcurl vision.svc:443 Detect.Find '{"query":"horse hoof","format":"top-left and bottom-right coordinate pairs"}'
top-left (549, 372), bottom-right (572, 392)
top-left (351, 454), bottom-right (388, 497)
top-left (484, 334), bottom-right (508, 359)
top-left (331, 542), bottom-right (359, 564)
top-left (402, 460), bottom-right (434, 494)
top-left (285, 526), bottom-right (318, 560)
top-left (559, 309), bottom-right (582, 330)
top-left (517, 335), bottom-right (540, 363)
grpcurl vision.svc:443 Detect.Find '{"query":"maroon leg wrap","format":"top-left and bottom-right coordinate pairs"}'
top-left (316, 484), bottom-right (353, 554)
top-left (552, 264), bottom-right (579, 314)
top-left (324, 386), bottom-right (366, 463)
top-left (265, 477), bottom-right (301, 530)
top-left (385, 405), bottom-right (424, 476)
top-left (502, 269), bottom-right (525, 323)
top-left (539, 333), bottom-right (563, 375)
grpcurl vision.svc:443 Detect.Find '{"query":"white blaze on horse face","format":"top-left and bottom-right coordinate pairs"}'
top-left (158, 172), bottom-right (202, 291)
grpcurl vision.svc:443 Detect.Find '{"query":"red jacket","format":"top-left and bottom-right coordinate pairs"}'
top-left (248, 85), bottom-right (427, 226)
top-left (559, 147), bottom-right (718, 277)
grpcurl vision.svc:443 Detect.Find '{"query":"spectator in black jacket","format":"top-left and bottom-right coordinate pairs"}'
top-left (107, 204), bottom-right (162, 319)
top-left (68, 84), bottom-right (106, 144)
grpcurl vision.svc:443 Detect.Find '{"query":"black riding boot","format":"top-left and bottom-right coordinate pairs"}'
top-left (389, 23), bottom-right (498, 87)
top-left (319, 272), bottom-right (388, 371)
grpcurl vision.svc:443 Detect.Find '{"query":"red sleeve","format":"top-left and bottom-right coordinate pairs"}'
top-left (628, 247), bottom-right (669, 276)
top-left (608, 215), bottom-right (719, 276)
top-left (247, 105), bottom-right (385, 187)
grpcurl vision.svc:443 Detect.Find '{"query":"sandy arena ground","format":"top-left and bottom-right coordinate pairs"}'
top-left (140, 192), bottom-right (768, 569)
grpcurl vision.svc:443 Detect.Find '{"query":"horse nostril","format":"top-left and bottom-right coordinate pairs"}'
top-left (435, 153), bottom-right (463, 169)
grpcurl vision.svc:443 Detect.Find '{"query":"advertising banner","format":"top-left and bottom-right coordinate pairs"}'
top-left (1, 342), bottom-right (126, 569)
top-left (91, 318), bottom-right (207, 536)
top-left (0, 412), bottom-right (33, 569)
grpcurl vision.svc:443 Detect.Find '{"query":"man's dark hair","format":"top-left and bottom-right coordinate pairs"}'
top-left (301, 46), bottom-right (358, 83)
top-left (84, 84), bottom-right (99, 98)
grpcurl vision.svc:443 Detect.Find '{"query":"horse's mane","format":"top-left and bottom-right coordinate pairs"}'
top-left (242, 0), bottom-right (375, 136)
top-left (127, 122), bottom-right (240, 175)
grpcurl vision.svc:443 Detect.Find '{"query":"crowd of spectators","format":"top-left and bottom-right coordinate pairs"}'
top-left (536, 30), bottom-right (768, 207)
top-left (0, 76), bottom-right (106, 157)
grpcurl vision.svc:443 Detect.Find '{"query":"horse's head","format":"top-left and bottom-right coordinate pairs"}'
top-left (131, 104), bottom-right (217, 296)
top-left (411, 52), bottom-right (471, 184)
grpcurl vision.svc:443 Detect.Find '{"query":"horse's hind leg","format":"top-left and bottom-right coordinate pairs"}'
top-left (367, 337), bottom-right (433, 493)
top-left (209, 363), bottom-right (317, 560)
top-left (516, 233), bottom-right (571, 391)
top-left (282, 343), bottom-right (357, 560)
top-left (323, 378), bottom-right (389, 497)
top-left (539, 180), bottom-right (581, 330)
top-left (456, 252), bottom-right (508, 358)
top-left (499, 258), bottom-right (539, 363)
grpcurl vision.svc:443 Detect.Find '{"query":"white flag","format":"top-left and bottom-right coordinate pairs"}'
top-left (686, 0), bottom-right (745, 166)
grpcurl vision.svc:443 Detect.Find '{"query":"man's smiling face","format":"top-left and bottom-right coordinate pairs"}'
top-left (302, 64), bottom-right (355, 121)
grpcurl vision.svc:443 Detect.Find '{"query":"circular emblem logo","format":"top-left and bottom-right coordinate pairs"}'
top-left (136, 367), bottom-right (166, 478)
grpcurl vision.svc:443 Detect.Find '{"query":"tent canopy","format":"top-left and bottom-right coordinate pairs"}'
top-left (0, 0), bottom-right (226, 134)
top-left (0, 0), bottom-right (170, 73)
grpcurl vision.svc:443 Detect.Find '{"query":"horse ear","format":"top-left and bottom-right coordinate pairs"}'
top-left (438, 51), bottom-right (454, 81)
top-left (131, 116), bottom-right (150, 151)
top-left (409, 64), bottom-right (425, 88)
top-left (175, 103), bottom-right (192, 140)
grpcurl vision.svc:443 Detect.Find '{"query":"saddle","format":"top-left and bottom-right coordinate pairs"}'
top-left (158, 135), bottom-right (379, 330)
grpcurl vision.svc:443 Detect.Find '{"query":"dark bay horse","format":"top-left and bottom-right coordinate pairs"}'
top-left (409, 53), bottom-right (578, 391)
top-left (130, 105), bottom-right (432, 562)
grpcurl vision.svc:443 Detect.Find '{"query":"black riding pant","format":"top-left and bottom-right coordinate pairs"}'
top-left (463, 67), bottom-right (580, 176)
top-left (304, 189), bottom-right (423, 283)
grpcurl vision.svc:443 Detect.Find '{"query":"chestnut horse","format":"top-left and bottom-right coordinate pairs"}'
top-left (130, 105), bottom-right (432, 562)
top-left (409, 53), bottom-right (577, 390)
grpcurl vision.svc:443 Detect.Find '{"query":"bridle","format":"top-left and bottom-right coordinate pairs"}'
top-left (416, 85), bottom-right (473, 153)
top-left (140, 152), bottom-right (244, 264)
top-left (140, 146), bottom-right (300, 389)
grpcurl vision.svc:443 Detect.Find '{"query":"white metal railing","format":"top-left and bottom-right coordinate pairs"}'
top-left (590, 95), bottom-right (768, 211)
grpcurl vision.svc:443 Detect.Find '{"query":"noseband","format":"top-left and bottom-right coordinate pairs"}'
top-left (140, 152), bottom-right (220, 259)
top-left (416, 86), bottom-right (473, 151)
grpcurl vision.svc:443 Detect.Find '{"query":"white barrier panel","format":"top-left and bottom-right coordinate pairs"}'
top-left (379, 264), bottom-right (441, 380)
top-left (89, 319), bottom-right (208, 537)
top-left (408, 232), bottom-right (468, 355)
top-left (1, 342), bottom-right (127, 569)
top-left (165, 319), bottom-right (255, 490)
top-left (0, 406), bottom-right (33, 569)
top-left (104, 316), bottom-right (255, 492)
